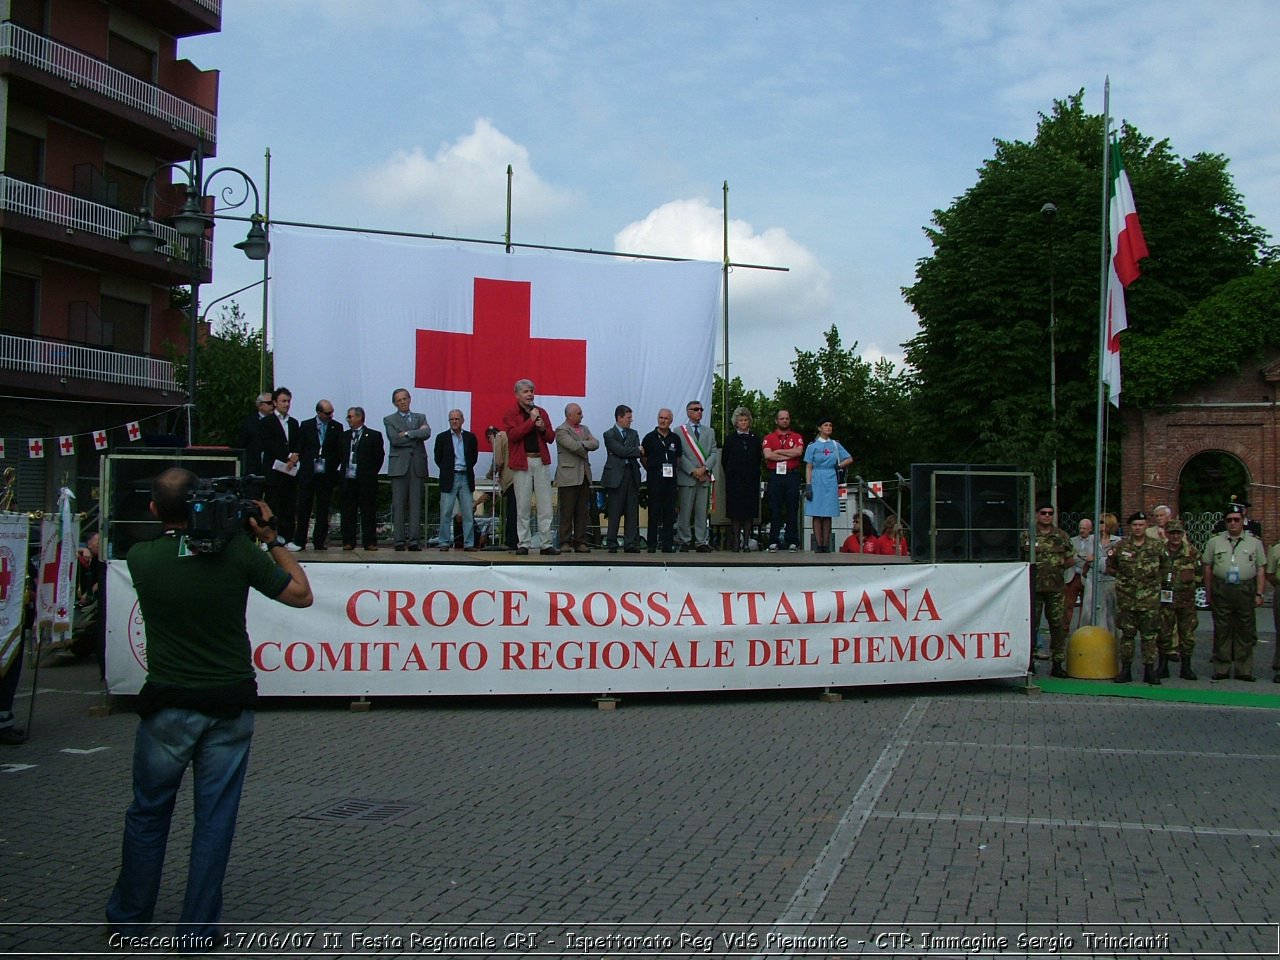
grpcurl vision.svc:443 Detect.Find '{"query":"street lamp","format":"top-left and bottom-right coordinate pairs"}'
top-left (123, 149), bottom-right (268, 442)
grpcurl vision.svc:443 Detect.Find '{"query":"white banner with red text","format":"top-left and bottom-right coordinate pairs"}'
top-left (106, 561), bottom-right (1030, 697)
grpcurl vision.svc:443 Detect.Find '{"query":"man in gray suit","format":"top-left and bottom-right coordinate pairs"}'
top-left (383, 387), bottom-right (431, 551)
top-left (602, 404), bottom-right (642, 554)
top-left (675, 399), bottom-right (720, 552)
top-left (555, 402), bottom-right (599, 553)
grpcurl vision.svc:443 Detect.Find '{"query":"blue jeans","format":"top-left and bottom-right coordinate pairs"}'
top-left (438, 475), bottom-right (474, 546)
top-left (106, 708), bottom-right (254, 940)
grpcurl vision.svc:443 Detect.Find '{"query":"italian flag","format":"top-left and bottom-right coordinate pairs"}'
top-left (1103, 140), bottom-right (1149, 406)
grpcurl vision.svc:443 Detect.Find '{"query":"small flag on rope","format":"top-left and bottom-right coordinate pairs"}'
top-left (93, 430), bottom-right (108, 451)
top-left (126, 421), bottom-right (142, 442)
top-left (28, 438), bottom-right (44, 458)
top-left (58, 435), bottom-right (75, 456)
top-left (0, 438), bottom-right (5, 459)
top-left (867, 480), bottom-right (885, 498)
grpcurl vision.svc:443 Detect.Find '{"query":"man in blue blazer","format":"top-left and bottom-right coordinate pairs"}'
top-left (602, 404), bottom-right (643, 553)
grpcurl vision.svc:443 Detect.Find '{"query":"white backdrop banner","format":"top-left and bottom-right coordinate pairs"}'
top-left (270, 228), bottom-right (722, 469)
top-left (107, 561), bottom-right (1030, 697)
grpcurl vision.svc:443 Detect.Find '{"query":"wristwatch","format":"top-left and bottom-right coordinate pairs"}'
top-left (267, 535), bottom-right (288, 549)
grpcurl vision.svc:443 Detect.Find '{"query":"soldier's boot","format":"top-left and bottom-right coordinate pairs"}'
top-left (1050, 661), bottom-right (1068, 679)
top-left (1144, 662), bottom-right (1161, 686)
top-left (1156, 654), bottom-right (1170, 680)
top-left (1180, 661), bottom-right (1198, 681)
top-left (1114, 660), bottom-right (1133, 684)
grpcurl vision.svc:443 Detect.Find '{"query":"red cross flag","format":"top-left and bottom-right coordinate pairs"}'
top-left (58, 435), bottom-right (75, 456)
top-left (867, 480), bottom-right (884, 498)
top-left (126, 421), bottom-right (141, 442)
top-left (0, 438), bottom-right (5, 459)
top-left (271, 228), bottom-right (722, 466)
top-left (93, 430), bottom-right (108, 451)
top-left (0, 513), bottom-right (29, 676)
top-left (28, 438), bottom-right (44, 459)
top-left (36, 489), bottom-right (78, 637)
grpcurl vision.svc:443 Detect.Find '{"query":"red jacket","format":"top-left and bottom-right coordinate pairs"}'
top-left (502, 403), bottom-right (554, 469)
top-left (839, 533), bottom-right (879, 554)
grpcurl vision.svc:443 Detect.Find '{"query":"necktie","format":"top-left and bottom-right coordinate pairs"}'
top-left (694, 424), bottom-right (701, 441)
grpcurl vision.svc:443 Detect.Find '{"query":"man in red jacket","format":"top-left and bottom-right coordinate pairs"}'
top-left (502, 379), bottom-right (559, 556)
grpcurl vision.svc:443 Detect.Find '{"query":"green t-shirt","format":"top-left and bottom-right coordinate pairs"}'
top-left (128, 532), bottom-right (291, 689)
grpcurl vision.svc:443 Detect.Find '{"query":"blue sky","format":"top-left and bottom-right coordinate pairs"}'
top-left (184, 1), bottom-right (1280, 394)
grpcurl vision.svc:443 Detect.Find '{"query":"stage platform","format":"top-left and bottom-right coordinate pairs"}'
top-left (294, 545), bottom-right (914, 565)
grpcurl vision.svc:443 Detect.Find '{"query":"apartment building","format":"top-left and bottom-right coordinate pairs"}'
top-left (0, 0), bottom-right (220, 510)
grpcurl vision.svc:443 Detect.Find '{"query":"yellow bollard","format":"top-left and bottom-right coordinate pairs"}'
top-left (1066, 625), bottom-right (1119, 679)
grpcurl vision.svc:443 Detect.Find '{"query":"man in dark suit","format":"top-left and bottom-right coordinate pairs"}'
top-left (383, 388), bottom-right (431, 551)
top-left (236, 391), bottom-right (273, 476)
top-left (259, 387), bottom-right (300, 549)
top-left (339, 407), bottom-right (385, 551)
top-left (294, 399), bottom-right (344, 550)
top-left (433, 408), bottom-right (479, 551)
top-left (602, 404), bottom-right (643, 553)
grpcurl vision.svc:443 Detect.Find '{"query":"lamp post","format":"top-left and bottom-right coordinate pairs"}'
top-left (123, 148), bottom-right (268, 443)
top-left (1041, 201), bottom-right (1058, 512)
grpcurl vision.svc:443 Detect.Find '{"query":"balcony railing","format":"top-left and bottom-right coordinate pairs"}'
top-left (0, 333), bottom-right (178, 392)
top-left (192, 0), bottom-right (222, 14)
top-left (0, 21), bottom-right (216, 142)
top-left (0, 175), bottom-right (211, 266)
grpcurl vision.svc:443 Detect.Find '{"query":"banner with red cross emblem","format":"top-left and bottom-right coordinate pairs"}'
top-left (271, 227), bottom-right (722, 470)
top-left (36, 489), bottom-right (78, 638)
top-left (0, 512), bottom-right (29, 677)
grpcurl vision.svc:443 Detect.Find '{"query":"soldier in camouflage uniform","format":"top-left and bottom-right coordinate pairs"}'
top-left (1106, 511), bottom-right (1172, 685)
top-left (1021, 502), bottom-right (1074, 678)
top-left (1158, 519), bottom-right (1200, 680)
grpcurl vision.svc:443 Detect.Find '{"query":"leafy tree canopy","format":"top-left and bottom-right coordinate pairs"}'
top-left (171, 302), bottom-right (272, 445)
top-left (902, 90), bottom-right (1270, 509)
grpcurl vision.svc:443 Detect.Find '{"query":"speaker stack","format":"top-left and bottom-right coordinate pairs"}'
top-left (909, 463), bottom-right (1024, 562)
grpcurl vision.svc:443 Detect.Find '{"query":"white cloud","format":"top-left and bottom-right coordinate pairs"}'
top-left (350, 119), bottom-right (577, 234)
top-left (615, 198), bottom-right (834, 391)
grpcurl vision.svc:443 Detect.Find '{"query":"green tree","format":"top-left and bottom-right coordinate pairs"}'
top-left (772, 325), bottom-right (921, 480)
top-left (903, 91), bottom-right (1269, 510)
top-left (712, 372), bottom-right (771, 436)
top-left (172, 302), bottom-right (272, 445)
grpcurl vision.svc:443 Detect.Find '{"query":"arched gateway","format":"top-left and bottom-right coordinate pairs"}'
top-left (1121, 351), bottom-right (1280, 537)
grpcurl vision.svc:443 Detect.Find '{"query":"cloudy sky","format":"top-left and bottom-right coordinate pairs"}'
top-left (184, 1), bottom-right (1280, 394)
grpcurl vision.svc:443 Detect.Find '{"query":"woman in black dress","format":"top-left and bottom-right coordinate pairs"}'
top-left (720, 406), bottom-right (762, 551)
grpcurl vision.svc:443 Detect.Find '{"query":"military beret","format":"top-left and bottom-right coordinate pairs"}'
top-left (1036, 500), bottom-right (1054, 512)
top-left (1225, 504), bottom-right (1244, 517)
top-left (1127, 511), bottom-right (1147, 524)
top-left (1166, 519), bottom-right (1184, 533)
top-left (816, 414), bottom-right (834, 427)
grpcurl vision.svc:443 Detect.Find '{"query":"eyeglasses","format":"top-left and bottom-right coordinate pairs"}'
top-left (688, 407), bottom-right (702, 412)
top-left (1037, 510), bottom-right (1053, 515)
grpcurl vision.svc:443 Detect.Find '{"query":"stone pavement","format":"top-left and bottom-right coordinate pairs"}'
top-left (1, 611), bottom-right (1277, 959)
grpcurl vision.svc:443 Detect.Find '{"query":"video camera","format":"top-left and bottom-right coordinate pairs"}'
top-left (185, 475), bottom-right (266, 553)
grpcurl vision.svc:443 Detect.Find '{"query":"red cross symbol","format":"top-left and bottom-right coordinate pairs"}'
top-left (28, 439), bottom-right (43, 458)
top-left (41, 541), bottom-right (62, 593)
top-left (93, 431), bottom-right (108, 450)
top-left (58, 436), bottom-right (74, 456)
top-left (127, 422), bottom-right (141, 441)
top-left (867, 481), bottom-right (884, 498)
top-left (415, 278), bottom-right (587, 450)
top-left (0, 555), bottom-right (12, 602)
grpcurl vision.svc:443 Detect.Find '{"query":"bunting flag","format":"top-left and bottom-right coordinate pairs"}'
top-left (27, 438), bottom-right (44, 459)
top-left (58, 435), bottom-right (75, 456)
top-left (93, 430), bottom-right (108, 451)
top-left (126, 421), bottom-right (142, 442)
top-left (1103, 140), bottom-right (1150, 407)
top-left (36, 488), bottom-right (78, 638)
top-left (0, 512), bottom-right (29, 677)
top-left (0, 439), bottom-right (5, 459)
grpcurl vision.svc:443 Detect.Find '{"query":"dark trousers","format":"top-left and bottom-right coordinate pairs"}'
top-left (340, 479), bottom-right (378, 548)
top-left (558, 480), bottom-right (592, 548)
top-left (501, 487), bottom-right (518, 549)
top-left (295, 474), bottom-right (336, 548)
top-left (647, 479), bottom-right (677, 551)
top-left (1210, 578), bottom-right (1257, 677)
top-left (264, 475), bottom-right (297, 544)
top-left (766, 471), bottom-right (802, 547)
top-left (607, 477), bottom-right (640, 548)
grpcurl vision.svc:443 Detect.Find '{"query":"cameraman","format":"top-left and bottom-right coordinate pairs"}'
top-left (105, 467), bottom-right (312, 943)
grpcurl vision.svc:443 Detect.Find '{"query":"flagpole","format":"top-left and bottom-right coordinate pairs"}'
top-left (259, 146), bottom-right (272, 393)
top-left (1089, 79), bottom-right (1113, 628)
top-left (721, 180), bottom-right (730, 441)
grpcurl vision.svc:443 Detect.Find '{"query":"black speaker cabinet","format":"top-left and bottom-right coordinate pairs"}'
top-left (910, 463), bottom-right (1022, 562)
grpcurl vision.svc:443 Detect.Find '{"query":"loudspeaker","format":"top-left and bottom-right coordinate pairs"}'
top-left (910, 464), bottom-right (1022, 562)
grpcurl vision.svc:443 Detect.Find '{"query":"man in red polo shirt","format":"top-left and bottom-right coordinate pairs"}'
top-left (762, 409), bottom-right (805, 551)
top-left (502, 378), bottom-right (559, 556)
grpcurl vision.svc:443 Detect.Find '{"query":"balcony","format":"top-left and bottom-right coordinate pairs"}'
top-left (110, 1), bottom-right (222, 39)
top-left (0, 175), bottom-right (211, 276)
top-left (0, 21), bottom-right (216, 143)
top-left (0, 333), bottom-right (177, 392)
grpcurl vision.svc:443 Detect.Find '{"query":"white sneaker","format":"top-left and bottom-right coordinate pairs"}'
top-left (767, 543), bottom-right (779, 552)
top-left (284, 542), bottom-right (303, 553)
top-left (788, 544), bottom-right (798, 552)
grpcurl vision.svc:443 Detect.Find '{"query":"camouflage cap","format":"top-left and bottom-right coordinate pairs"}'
top-left (1166, 519), bottom-right (1184, 533)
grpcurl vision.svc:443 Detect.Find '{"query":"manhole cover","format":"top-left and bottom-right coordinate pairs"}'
top-left (300, 799), bottom-right (417, 824)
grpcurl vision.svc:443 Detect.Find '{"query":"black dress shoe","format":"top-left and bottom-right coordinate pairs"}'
top-left (1211, 672), bottom-right (1229, 681)
top-left (408, 544), bottom-right (422, 552)
top-left (516, 547), bottom-right (529, 556)
top-left (394, 543), bottom-right (406, 551)
top-left (540, 547), bottom-right (560, 556)
top-left (695, 543), bottom-right (712, 553)
top-left (647, 548), bottom-right (657, 554)
top-left (607, 546), bottom-right (618, 554)
top-left (624, 546), bottom-right (641, 554)
top-left (0, 727), bottom-right (27, 746)
top-left (313, 544), bottom-right (327, 551)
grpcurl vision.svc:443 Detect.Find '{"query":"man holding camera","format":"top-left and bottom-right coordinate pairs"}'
top-left (105, 468), bottom-right (312, 943)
